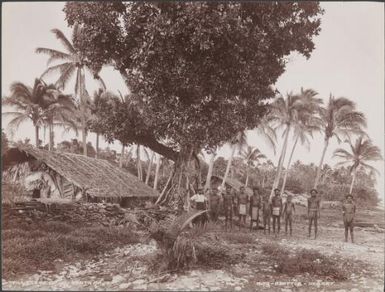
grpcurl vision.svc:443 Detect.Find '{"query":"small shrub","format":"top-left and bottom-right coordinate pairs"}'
top-left (262, 244), bottom-right (349, 280)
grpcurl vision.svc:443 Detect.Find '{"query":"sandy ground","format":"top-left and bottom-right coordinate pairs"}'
top-left (3, 221), bottom-right (384, 292)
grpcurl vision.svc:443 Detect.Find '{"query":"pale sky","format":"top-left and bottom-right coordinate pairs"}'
top-left (2, 2), bottom-right (384, 202)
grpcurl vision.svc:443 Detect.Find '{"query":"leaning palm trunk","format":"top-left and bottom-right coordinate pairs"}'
top-left (204, 152), bottom-right (215, 190)
top-left (313, 138), bottom-right (330, 189)
top-left (153, 154), bottom-right (161, 190)
top-left (145, 152), bottom-right (155, 185)
top-left (119, 145), bottom-right (125, 168)
top-left (136, 144), bottom-right (143, 181)
top-left (349, 168), bottom-right (357, 194)
top-left (221, 144), bottom-right (236, 188)
top-left (270, 126), bottom-right (290, 198)
top-left (281, 136), bottom-right (299, 193)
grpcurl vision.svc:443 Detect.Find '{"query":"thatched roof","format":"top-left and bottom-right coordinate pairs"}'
top-left (3, 145), bottom-right (159, 198)
top-left (209, 175), bottom-right (253, 196)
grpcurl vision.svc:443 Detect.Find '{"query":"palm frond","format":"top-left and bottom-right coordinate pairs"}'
top-left (35, 47), bottom-right (71, 66)
top-left (55, 63), bottom-right (76, 90)
top-left (51, 28), bottom-right (76, 54)
top-left (40, 62), bottom-right (73, 79)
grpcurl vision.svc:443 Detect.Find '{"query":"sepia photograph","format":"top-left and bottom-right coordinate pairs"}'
top-left (1, 1), bottom-right (384, 291)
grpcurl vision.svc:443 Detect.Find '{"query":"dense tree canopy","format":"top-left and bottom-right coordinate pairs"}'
top-left (64, 2), bottom-right (323, 159)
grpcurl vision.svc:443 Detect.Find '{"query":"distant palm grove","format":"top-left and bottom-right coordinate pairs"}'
top-left (2, 2), bottom-right (382, 207)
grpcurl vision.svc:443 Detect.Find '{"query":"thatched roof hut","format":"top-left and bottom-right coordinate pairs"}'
top-left (2, 145), bottom-right (159, 201)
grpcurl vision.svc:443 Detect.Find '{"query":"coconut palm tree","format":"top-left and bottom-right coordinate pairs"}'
top-left (40, 87), bottom-right (77, 151)
top-left (221, 131), bottom-right (247, 188)
top-left (313, 95), bottom-right (366, 189)
top-left (36, 25), bottom-right (105, 156)
top-left (240, 146), bottom-right (266, 188)
top-left (280, 116), bottom-right (321, 193)
top-left (333, 136), bottom-right (382, 194)
top-left (270, 89), bottom-right (322, 197)
top-left (2, 79), bottom-right (54, 147)
top-left (268, 93), bottom-right (303, 197)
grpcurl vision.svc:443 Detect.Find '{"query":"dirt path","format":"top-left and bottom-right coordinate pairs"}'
top-left (3, 222), bottom-right (383, 292)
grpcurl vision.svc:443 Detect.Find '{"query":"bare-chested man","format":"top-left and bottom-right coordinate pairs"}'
top-left (222, 185), bottom-right (234, 230)
top-left (271, 188), bottom-right (283, 236)
top-left (249, 186), bottom-right (262, 231)
top-left (282, 193), bottom-right (295, 236)
top-left (342, 194), bottom-right (356, 243)
top-left (238, 186), bottom-right (249, 229)
top-left (262, 193), bottom-right (271, 234)
top-left (308, 189), bottom-right (320, 239)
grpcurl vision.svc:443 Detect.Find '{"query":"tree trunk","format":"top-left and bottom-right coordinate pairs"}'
top-left (119, 144), bottom-right (125, 168)
top-left (221, 144), bottom-right (236, 188)
top-left (43, 125), bottom-right (46, 146)
top-left (95, 133), bottom-right (99, 159)
top-left (35, 125), bottom-right (40, 147)
top-left (262, 175), bottom-right (265, 188)
top-left (313, 138), bottom-right (330, 189)
top-left (136, 144), bottom-right (143, 181)
top-left (270, 125), bottom-right (290, 199)
top-left (349, 168), bottom-right (357, 194)
top-left (48, 123), bottom-right (54, 151)
top-left (153, 154), bottom-right (161, 190)
top-left (245, 167), bottom-right (249, 188)
top-left (156, 145), bottom-right (198, 209)
top-left (145, 151), bottom-right (155, 185)
top-left (204, 152), bottom-right (215, 190)
top-left (281, 136), bottom-right (299, 193)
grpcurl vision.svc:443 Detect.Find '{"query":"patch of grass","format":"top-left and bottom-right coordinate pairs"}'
top-left (2, 221), bottom-right (142, 280)
top-left (262, 244), bottom-right (349, 280)
top-left (221, 232), bottom-right (255, 244)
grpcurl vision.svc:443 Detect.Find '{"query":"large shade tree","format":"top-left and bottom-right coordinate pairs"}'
top-left (65, 1), bottom-right (323, 207)
top-left (36, 25), bottom-right (105, 156)
top-left (333, 136), bottom-right (382, 194)
top-left (313, 96), bottom-right (366, 189)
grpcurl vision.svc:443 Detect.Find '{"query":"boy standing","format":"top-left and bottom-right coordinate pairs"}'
top-left (282, 193), bottom-right (295, 236)
top-left (308, 189), bottom-right (320, 239)
top-left (342, 194), bottom-right (356, 243)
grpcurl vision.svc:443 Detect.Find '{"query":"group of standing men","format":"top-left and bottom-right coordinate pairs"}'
top-left (190, 184), bottom-right (357, 242)
top-left (190, 185), bottom-right (299, 236)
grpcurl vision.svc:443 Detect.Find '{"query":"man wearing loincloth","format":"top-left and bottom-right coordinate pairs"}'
top-left (342, 194), bottom-right (356, 243)
top-left (308, 189), bottom-right (320, 239)
top-left (208, 187), bottom-right (221, 222)
top-left (249, 186), bottom-right (262, 231)
top-left (271, 188), bottom-right (283, 236)
top-left (190, 188), bottom-right (208, 226)
top-left (262, 193), bottom-right (271, 234)
top-left (223, 185), bottom-right (234, 230)
top-left (237, 186), bottom-right (249, 229)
